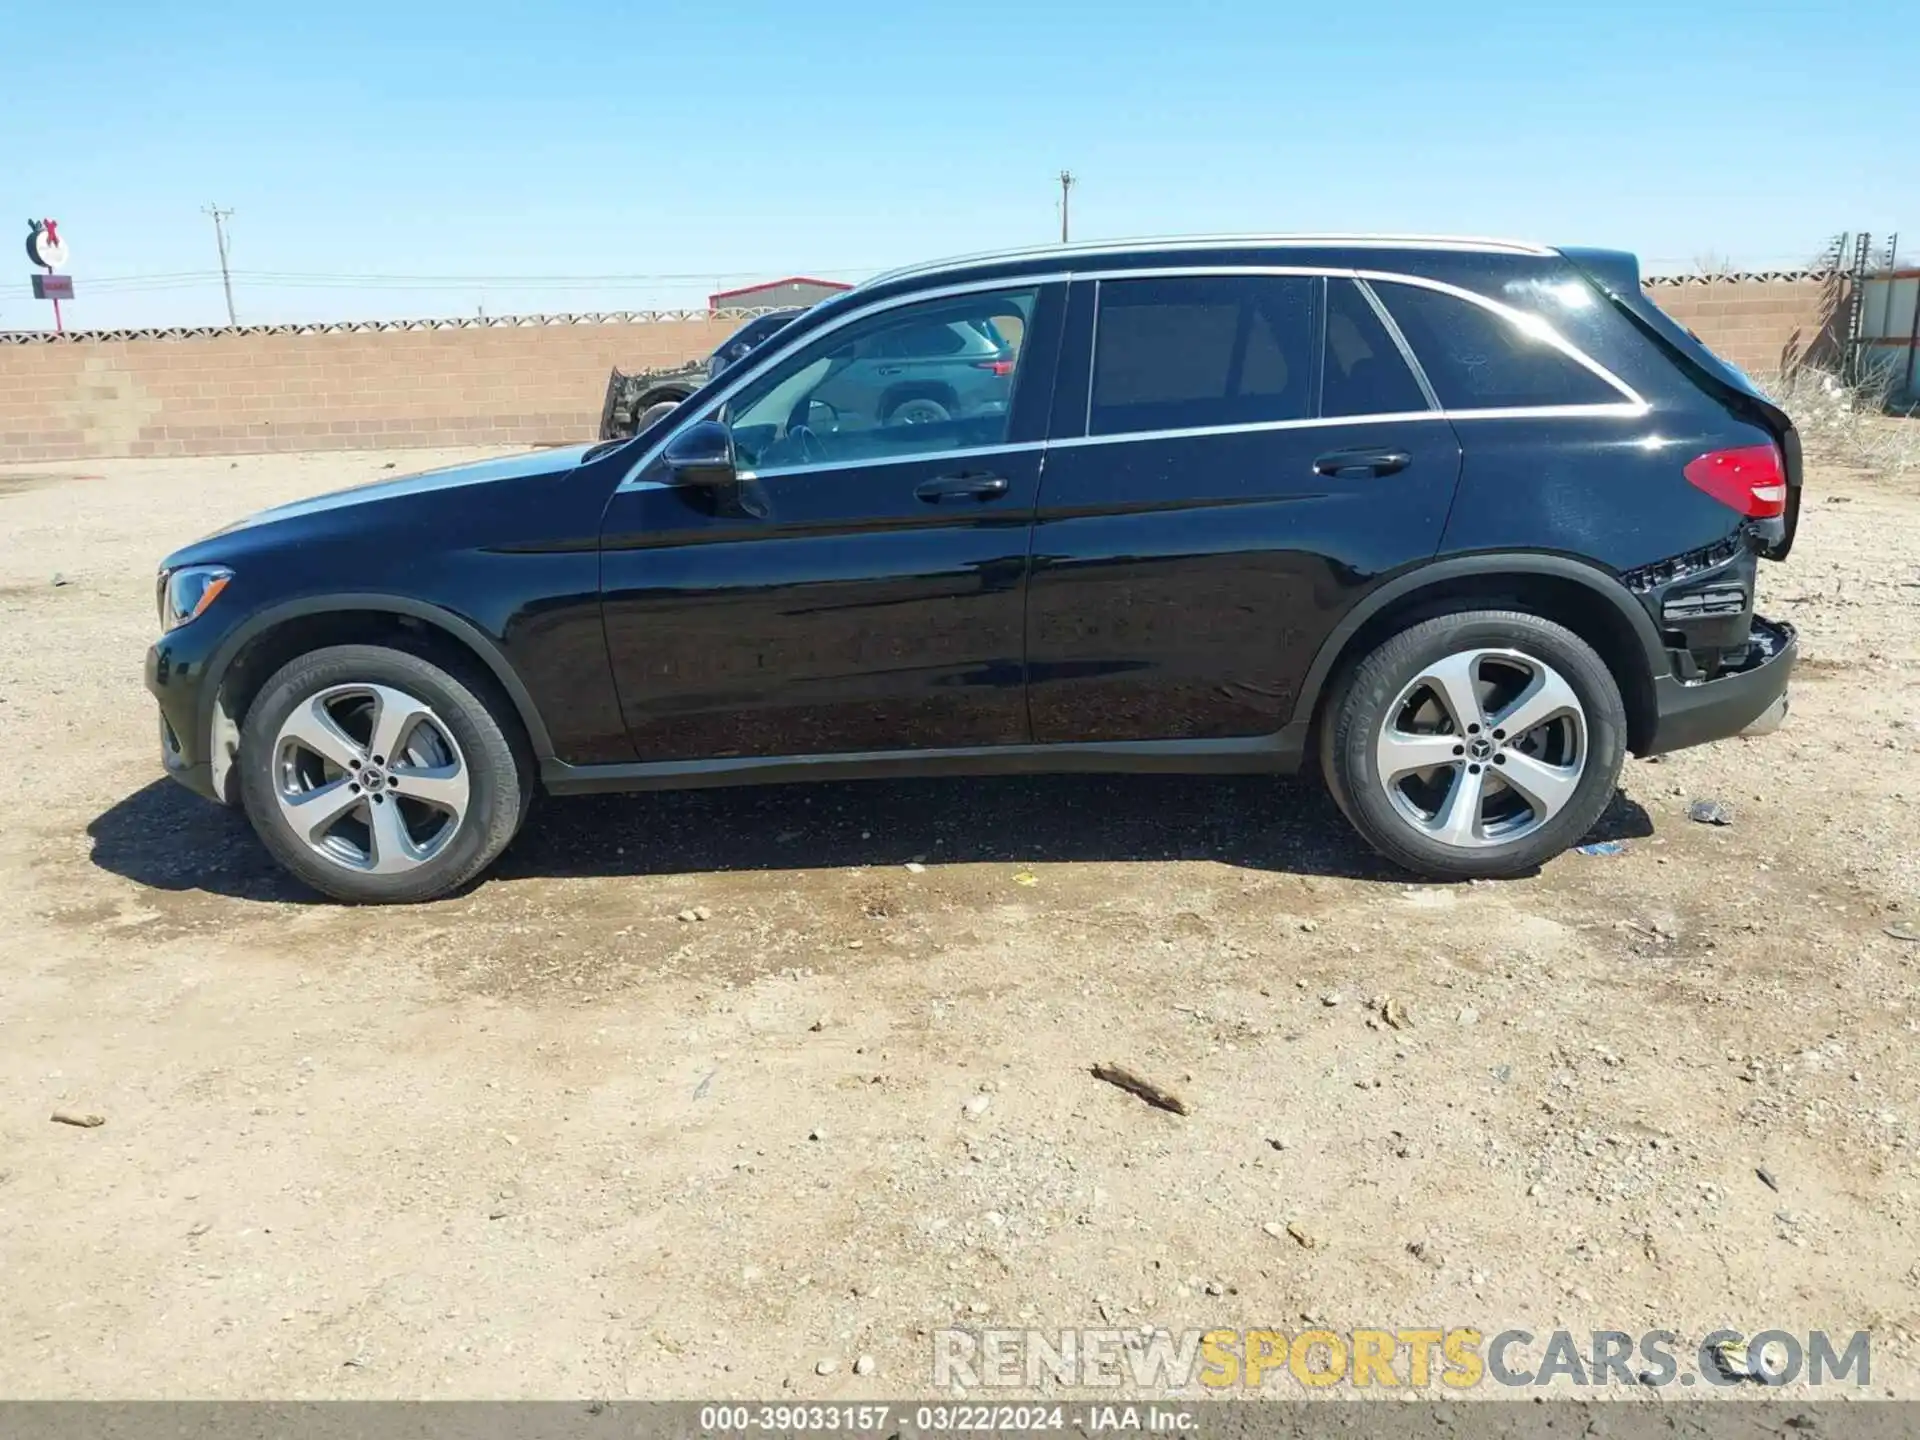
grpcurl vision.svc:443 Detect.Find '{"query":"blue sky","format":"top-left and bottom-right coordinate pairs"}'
top-left (4, 0), bottom-right (1913, 329)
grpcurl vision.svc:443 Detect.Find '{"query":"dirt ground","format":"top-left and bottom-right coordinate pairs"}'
top-left (0, 446), bottom-right (1916, 1402)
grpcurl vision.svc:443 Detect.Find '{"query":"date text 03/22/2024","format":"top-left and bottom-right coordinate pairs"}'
top-left (695, 1405), bottom-right (1190, 1433)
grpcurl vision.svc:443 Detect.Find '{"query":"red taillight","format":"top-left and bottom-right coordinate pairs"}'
top-left (1684, 444), bottom-right (1787, 518)
top-left (974, 358), bottom-right (1015, 377)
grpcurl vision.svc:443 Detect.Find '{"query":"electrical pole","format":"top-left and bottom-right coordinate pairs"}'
top-left (203, 204), bottom-right (237, 325)
top-left (1058, 171), bottom-right (1075, 244)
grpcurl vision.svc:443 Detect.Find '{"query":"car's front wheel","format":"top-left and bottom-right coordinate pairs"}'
top-left (1322, 610), bottom-right (1627, 880)
top-left (239, 644), bottom-right (529, 903)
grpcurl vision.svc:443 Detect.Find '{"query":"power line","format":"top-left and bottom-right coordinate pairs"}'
top-left (79, 265), bottom-right (881, 294)
top-left (232, 266), bottom-right (876, 284)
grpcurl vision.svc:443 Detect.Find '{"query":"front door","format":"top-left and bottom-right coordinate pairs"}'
top-left (599, 283), bottom-right (1061, 762)
top-left (1025, 272), bottom-right (1464, 742)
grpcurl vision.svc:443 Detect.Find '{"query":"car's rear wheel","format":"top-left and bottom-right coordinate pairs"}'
top-left (1322, 610), bottom-right (1626, 879)
top-left (883, 395), bottom-right (953, 426)
top-left (239, 644), bottom-right (529, 903)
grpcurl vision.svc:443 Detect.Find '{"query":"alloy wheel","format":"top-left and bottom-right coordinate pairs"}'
top-left (272, 683), bottom-right (471, 874)
top-left (1373, 648), bottom-right (1587, 849)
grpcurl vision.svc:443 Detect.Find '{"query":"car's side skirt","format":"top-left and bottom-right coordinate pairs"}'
top-left (540, 729), bottom-right (1310, 795)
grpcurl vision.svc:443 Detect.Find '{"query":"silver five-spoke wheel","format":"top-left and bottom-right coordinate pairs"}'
top-left (1374, 648), bottom-right (1587, 849)
top-left (273, 683), bottom-right (471, 874)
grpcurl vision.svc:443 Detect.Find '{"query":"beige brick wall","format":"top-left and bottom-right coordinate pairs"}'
top-left (0, 278), bottom-right (1850, 465)
top-left (0, 318), bottom-right (740, 464)
top-left (1641, 277), bottom-right (1842, 378)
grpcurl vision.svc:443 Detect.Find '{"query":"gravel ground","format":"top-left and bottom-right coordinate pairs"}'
top-left (0, 447), bottom-right (1916, 1400)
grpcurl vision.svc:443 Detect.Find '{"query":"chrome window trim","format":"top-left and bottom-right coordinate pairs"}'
top-left (1083, 269), bottom-right (1331, 437)
top-left (1087, 264), bottom-right (1330, 280)
top-left (1050, 410), bottom-right (1451, 450)
top-left (1069, 265), bottom-right (1644, 438)
top-left (1078, 265), bottom-right (1640, 405)
top-left (1083, 279), bottom-right (1101, 437)
top-left (862, 233), bottom-right (1555, 289)
top-left (619, 260), bottom-right (1644, 494)
top-left (1352, 267), bottom-right (1647, 411)
top-left (1048, 402), bottom-right (1646, 453)
top-left (1352, 276), bottom-right (1441, 411)
top-left (744, 440), bottom-right (1045, 481)
top-left (616, 274), bottom-right (1067, 492)
top-left (1445, 402), bottom-right (1650, 421)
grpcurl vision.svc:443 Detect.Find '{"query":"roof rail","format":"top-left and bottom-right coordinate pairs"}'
top-left (859, 233), bottom-right (1555, 288)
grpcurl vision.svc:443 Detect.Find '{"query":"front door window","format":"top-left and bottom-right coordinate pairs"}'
top-left (720, 288), bottom-right (1039, 471)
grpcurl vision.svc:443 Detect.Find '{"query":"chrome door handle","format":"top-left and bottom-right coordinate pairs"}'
top-left (915, 473), bottom-right (1010, 502)
top-left (1313, 448), bottom-right (1413, 478)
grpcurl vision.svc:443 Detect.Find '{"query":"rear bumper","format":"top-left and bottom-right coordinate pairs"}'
top-left (1642, 616), bottom-right (1796, 757)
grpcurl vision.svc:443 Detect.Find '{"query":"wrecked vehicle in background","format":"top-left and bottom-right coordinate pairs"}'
top-left (598, 309), bottom-right (803, 440)
top-left (597, 301), bottom-right (1024, 441)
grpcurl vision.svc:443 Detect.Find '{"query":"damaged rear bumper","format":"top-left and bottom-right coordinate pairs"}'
top-left (1642, 616), bottom-right (1796, 757)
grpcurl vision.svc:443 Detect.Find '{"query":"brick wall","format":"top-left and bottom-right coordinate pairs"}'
top-left (0, 274), bottom-right (1850, 466)
top-left (1641, 275), bottom-right (1844, 377)
top-left (0, 315), bottom-right (739, 464)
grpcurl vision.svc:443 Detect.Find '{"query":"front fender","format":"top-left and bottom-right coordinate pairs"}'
top-left (194, 592), bottom-right (559, 769)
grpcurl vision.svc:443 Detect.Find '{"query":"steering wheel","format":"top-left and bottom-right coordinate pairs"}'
top-left (787, 424), bottom-right (827, 466)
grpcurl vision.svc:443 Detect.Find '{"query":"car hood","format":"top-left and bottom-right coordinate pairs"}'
top-left (166, 444), bottom-right (596, 566)
top-left (228, 445), bottom-right (594, 530)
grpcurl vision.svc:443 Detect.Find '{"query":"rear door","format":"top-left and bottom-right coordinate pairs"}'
top-left (1025, 272), bottom-right (1463, 742)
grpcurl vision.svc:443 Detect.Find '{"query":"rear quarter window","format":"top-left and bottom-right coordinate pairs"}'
top-left (1372, 280), bottom-right (1624, 411)
top-left (1323, 278), bottom-right (1431, 417)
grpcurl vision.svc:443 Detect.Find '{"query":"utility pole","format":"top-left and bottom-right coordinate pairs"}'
top-left (1058, 170), bottom-right (1075, 244)
top-left (203, 204), bottom-right (237, 325)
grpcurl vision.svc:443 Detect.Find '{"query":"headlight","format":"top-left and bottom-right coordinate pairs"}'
top-left (157, 565), bottom-right (233, 631)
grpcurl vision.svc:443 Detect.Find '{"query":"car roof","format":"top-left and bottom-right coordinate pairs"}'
top-left (859, 234), bottom-right (1556, 292)
top-left (747, 233), bottom-right (1581, 374)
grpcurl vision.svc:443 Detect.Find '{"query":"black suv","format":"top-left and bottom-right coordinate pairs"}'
top-left (147, 235), bottom-right (1800, 903)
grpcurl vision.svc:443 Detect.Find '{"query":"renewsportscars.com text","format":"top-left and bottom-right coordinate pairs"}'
top-left (932, 1326), bottom-right (1872, 1390)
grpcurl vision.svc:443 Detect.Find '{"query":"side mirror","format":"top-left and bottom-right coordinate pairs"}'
top-left (662, 420), bottom-right (737, 487)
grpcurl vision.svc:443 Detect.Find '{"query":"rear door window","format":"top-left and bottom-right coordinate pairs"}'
top-left (1322, 278), bottom-right (1431, 417)
top-left (1089, 275), bottom-right (1317, 436)
top-left (1371, 280), bottom-right (1624, 411)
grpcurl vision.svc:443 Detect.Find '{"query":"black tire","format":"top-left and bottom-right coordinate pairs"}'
top-left (1321, 610), bottom-right (1626, 880)
top-left (239, 644), bottom-right (530, 904)
top-left (882, 392), bottom-right (954, 426)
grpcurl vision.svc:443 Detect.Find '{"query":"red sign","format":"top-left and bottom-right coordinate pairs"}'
top-left (31, 273), bottom-right (74, 300)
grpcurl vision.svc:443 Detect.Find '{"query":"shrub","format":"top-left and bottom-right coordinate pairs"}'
top-left (1756, 366), bottom-right (1919, 475)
